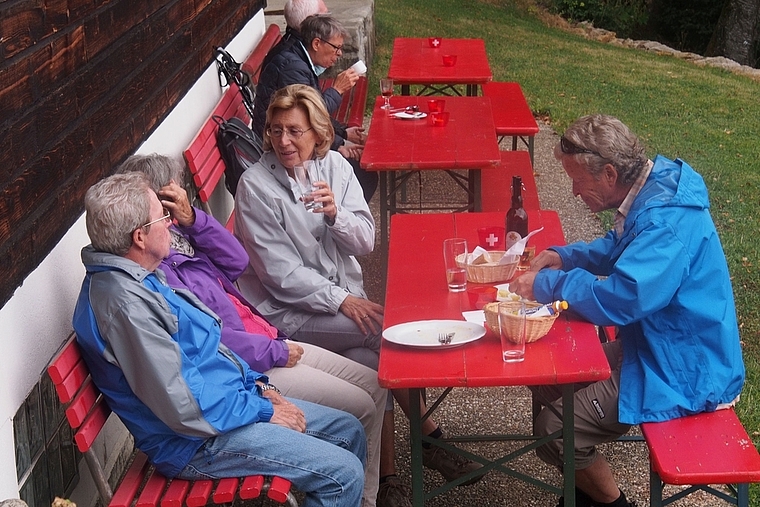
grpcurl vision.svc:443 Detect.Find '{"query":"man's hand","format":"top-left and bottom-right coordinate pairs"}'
top-left (265, 392), bottom-right (306, 432)
top-left (332, 69), bottom-right (360, 95)
top-left (338, 142), bottom-right (363, 161)
top-left (284, 341), bottom-right (304, 368)
top-left (509, 271), bottom-right (538, 302)
top-left (339, 295), bottom-right (384, 335)
top-left (346, 127), bottom-right (366, 145)
top-left (530, 249), bottom-right (563, 271)
top-left (158, 180), bottom-right (195, 227)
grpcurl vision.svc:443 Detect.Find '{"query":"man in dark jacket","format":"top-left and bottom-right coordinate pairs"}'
top-left (253, 14), bottom-right (378, 202)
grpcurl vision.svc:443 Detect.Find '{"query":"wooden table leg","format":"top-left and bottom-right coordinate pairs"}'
top-left (410, 387), bottom-right (425, 507)
top-left (562, 384), bottom-right (576, 507)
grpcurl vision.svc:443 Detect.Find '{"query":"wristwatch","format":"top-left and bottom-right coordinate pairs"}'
top-left (258, 383), bottom-right (281, 395)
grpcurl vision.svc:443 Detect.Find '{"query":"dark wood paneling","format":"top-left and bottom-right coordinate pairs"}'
top-left (0, 0), bottom-right (266, 308)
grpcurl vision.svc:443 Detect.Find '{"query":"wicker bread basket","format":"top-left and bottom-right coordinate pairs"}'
top-left (456, 251), bottom-right (519, 284)
top-left (483, 301), bottom-right (559, 343)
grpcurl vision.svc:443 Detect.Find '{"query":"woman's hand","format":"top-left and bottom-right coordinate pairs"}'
top-left (311, 180), bottom-right (338, 222)
top-left (284, 341), bottom-right (304, 368)
top-left (158, 180), bottom-right (195, 227)
top-left (339, 295), bottom-right (384, 335)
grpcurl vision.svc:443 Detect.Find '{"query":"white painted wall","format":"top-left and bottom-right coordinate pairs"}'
top-left (0, 11), bottom-right (266, 502)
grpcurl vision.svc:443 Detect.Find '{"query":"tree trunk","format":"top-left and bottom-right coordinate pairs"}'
top-left (706, 0), bottom-right (760, 66)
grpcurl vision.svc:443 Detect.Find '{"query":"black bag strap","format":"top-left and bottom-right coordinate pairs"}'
top-left (215, 48), bottom-right (255, 121)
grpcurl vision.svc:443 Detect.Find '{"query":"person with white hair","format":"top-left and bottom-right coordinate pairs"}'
top-left (284, 0), bottom-right (328, 30)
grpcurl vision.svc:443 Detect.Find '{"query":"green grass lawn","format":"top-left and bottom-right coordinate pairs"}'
top-left (370, 0), bottom-right (760, 501)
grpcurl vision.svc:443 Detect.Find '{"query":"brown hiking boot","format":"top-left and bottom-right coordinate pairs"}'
top-left (376, 476), bottom-right (412, 507)
top-left (421, 445), bottom-right (483, 485)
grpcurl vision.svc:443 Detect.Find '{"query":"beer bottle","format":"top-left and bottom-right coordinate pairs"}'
top-left (505, 175), bottom-right (528, 249)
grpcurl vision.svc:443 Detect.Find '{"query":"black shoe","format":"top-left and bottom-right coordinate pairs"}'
top-left (556, 488), bottom-right (595, 507)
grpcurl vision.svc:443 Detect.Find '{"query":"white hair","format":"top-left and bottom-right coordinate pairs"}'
top-left (284, 0), bottom-right (325, 30)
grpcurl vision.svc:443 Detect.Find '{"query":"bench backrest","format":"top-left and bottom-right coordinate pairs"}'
top-left (48, 334), bottom-right (109, 453)
top-left (319, 76), bottom-right (369, 128)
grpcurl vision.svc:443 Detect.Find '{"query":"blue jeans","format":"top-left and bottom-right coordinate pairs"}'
top-left (177, 398), bottom-right (366, 507)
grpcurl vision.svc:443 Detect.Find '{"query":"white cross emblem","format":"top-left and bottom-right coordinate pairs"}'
top-left (432, 39), bottom-right (440, 47)
top-left (486, 233), bottom-right (499, 247)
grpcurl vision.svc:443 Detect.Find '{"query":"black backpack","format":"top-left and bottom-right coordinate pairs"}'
top-left (214, 115), bottom-right (263, 197)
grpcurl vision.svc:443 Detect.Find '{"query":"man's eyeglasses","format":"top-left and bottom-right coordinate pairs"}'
top-left (267, 127), bottom-right (313, 140)
top-left (140, 209), bottom-right (171, 229)
top-left (319, 38), bottom-right (343, 54)
top-left (560, 136), bottom-right (603, 158)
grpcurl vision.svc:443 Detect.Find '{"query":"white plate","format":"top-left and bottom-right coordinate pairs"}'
top-left (383, 320), bottom-right (486, 348)
top-left (393, 111), bottom-right (427, 120)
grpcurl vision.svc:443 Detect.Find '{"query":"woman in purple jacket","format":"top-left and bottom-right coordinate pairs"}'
top-left (118, 154), bottom-right (385, 507)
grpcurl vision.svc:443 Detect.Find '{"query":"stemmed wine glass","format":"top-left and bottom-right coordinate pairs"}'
top-left (379, 78), bottom-right (394, 110)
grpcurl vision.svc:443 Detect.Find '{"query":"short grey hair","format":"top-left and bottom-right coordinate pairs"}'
top-left (557, 114), bottom-right (648, 186)
top-left (300, 15), bottom-right (347, 48)
top-left (284, 0), bottom-right (321, 30)
top-left (117, 153), bottom-right (187, 192)
top-left (85, 173), bottom-right (152, 256)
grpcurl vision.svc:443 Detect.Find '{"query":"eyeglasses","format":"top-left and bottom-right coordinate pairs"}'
top-left (318, 38), bottom-right (343, 54)
top-left (267, 127), bottom-right (313, 140)
top-left (560, 136), bottom-right (603, 158)
top-left (140, 209), bottom-right (171, 229)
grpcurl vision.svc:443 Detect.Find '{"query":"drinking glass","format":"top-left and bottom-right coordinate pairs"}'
top-left (499, 302), bottom-right (526, 362)
top-left (294, 160), bottom-right (323, 212)
top-left (442, 238), bottom-right (467, 292)
top-left (379, 78), bottom-right (394, 110)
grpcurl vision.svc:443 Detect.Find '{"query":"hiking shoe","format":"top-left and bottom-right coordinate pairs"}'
top-left (556, 488), bottom-right (595, 507)
top-left (376, 476), bottom-right (412, 507)
top-left (421, 445), bottom-right (483, 485)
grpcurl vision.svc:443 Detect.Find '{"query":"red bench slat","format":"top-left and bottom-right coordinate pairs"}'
top-left (136, 470), bottom-right (168, 507)
top-left (213, 477), bottom-right (239, 503)
top-left (480, 151), bottom-right (539, 212)
top-left (65, 378), bottom-right (100, 428)
top-left (186, 480), bottom-right (213, 507)
top-left (347, 76), bottom-right (369, 128)
top-left (482, 81), bottom-right (539, 137)
top-left (243, 23), bottom-right (283, 85)
top-left (110, 453), bottom-right (151, 507)
top-left (74, 397), bottom-right (110, 452)
top-left (268, 476), bottom-right (294, 504)
top-left (239, 475), bottom-right (265, 500)
top-left (642, 409), bottom-right (760, 485)
top-left (160, 479), bottom-right (191, 507)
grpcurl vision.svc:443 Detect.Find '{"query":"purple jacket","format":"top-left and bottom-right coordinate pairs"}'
top-left (159, 209), bottom-right (289, 371)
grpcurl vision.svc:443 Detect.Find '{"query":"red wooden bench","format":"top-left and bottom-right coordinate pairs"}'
top-left (319, 75), bottom-right (370, 128)
top-left (47, 334), bottom-right (298, 507)
top-left (480, 150), bottom-right (540, 212)
top-left (641, 408), bottom-right (760, 506)
top-left (482, 82), bottom-right (539, 165)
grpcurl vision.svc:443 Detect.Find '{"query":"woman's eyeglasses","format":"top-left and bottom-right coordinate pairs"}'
top-left (140, 209), bottom-right (171, 229)
top-left (319, 38), bottom-right (343, 55)
top-left (560, 136), bottom-right (603, 158)
top-left (267, 127), bottom-right (313, 140)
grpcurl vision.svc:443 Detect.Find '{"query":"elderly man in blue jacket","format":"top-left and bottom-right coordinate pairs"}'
top-left (72, 172), bottom-right (365, 507)
top-left (511, 114), bottom-right (744, 507)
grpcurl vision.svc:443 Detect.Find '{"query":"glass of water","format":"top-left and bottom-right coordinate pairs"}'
top-left (294, 160), bottom-right (322, 212)
top-left (443, 238), bottom-right (467, 292)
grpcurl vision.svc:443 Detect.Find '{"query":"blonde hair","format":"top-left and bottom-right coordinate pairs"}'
top-left (263, 84), bottom-right (334, 159)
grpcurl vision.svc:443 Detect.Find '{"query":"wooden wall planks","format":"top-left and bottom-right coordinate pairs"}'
top-left (0, 0), bottom-right (266, 308)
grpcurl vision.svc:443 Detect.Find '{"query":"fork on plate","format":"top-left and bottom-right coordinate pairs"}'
top-left (438, 332), bottom-right (454, 345)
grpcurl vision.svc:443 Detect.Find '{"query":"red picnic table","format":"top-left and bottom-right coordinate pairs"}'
top-left (379, 210), bottom-right (611, 507)
top-left (388, 37), bottom-right (493, 96)
top-left (361, 95), bottom-right (500, 253)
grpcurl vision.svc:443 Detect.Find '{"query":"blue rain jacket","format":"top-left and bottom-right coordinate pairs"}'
top-left (533, 155), bottom-right (744, 424)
